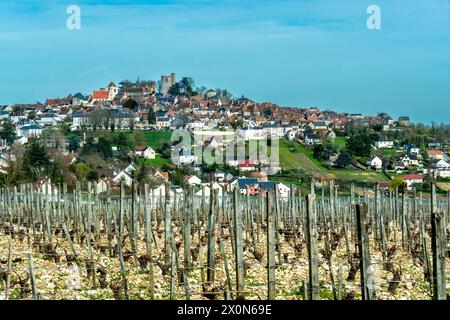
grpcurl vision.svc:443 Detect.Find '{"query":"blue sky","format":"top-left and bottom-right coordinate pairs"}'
top-left (0, 0), bottom-right (449, 123)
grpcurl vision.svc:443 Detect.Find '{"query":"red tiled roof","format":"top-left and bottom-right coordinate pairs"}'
top-left (427, 150), bottom-right (443, 155)
top-left (92, 90), bottom-right (109, 100)
top-left (238, 160), bottom-right (256, 167)
top-left (401, 174), bottom-right (423, 181)
top-left (135, 146), bottom-right (147, 152)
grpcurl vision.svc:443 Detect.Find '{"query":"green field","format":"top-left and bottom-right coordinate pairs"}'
top-left (278, 139), bottom-right (389, 184)
top-left (334, 136), bottom-right (347, 150)
top-left (143, 131), bottom-right (173, 150)
top-left (137, 154), bottom-right (171, 169)
top-left (109, 130), bottom-right (172, 151)
top-left (279, 139), bottom-right (327, 174)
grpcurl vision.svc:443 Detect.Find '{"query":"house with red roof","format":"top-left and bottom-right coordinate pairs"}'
top-left (92, 90), bottom-right (110, 102)
top-left (154, 171), bottom-right (169, 182)
top-left (427, 149), bottom-right (444, 161)
top-left (134, 146), bottom-right (156, 159)
top-left (401, 174), bottom-right (424, 190)
top-left (91, 82), bottom-right (119, 102)
top-left (238, 160), bottom-right (256, 172)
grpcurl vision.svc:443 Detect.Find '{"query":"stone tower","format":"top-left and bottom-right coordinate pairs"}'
top-left (160, 73), bottom-right (176, 96)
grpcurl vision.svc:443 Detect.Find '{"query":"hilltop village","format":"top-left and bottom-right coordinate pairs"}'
top-left (0, 73), bottom-right (449, 195)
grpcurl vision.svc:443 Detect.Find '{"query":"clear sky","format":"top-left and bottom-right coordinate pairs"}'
top-left (0, 0), bottom-right (449, 123)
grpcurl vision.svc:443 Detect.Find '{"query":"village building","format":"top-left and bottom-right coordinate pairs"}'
top-left (375, 140), bottom-right (394, 149)
top-left (427, 149), bottom-right (444, 161)
top-left (134, 146), bottom-right (156, 159)
top-left (186, 175), bottom-right (202, 186)
top-left (366, 156), bottom-right (383, 169)
top-left (401, 174), bottom-right (423, 190)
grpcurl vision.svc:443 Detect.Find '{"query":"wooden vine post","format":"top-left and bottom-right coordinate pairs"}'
top-left (164, 183), bottom-right (172, 265)
top-left (233, 188), bottom-right (245, 299)
top-left (355, 203), bottom-right (374, 300)
top-left (267, 190), bottom-right (276, 300)
top-left (207, 183), bottom-right (216, 283)
top-left (431, 184), bottom-right (447, 300)
top-left (305, 194), bottom-right (319, 300)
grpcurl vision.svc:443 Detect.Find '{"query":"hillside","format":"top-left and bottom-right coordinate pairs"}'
top-left (279, 139), bottom-right (389, 185)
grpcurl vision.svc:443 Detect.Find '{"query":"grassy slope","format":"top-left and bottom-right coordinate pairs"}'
top-left (137, 154), bottom-right (171, 169)
top-left (279, 139), bottom-right (388, 184)
top-left (143, 131), bottom-right (173, 150)
top-left (334, 136), bottom-right (347, 150)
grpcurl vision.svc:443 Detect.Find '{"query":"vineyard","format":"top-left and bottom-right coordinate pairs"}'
top-left (0, 182), bottom-right (448, 300)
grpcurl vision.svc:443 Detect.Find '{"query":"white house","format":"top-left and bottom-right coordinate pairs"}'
top-left (17, 124), bottom-right (43, 138)
top-left (205, 89), bottom-right (217, 98)
top-left (96, 179), bottom-right (116, 194)
top-left (285, 129), bottom-right (298, 141)
top-left (403, 145), bottom-right (420, 156)
top-left (432, 159), bottom-right (449, 171)
top-left (186, 175), bottom-right (202, 186)
top-left (124, 163), bottom-right (137, 175)
top-left (36, 115), bottom-right (63, 127)
top-left (156, 117), bottom-right (171, 129)
top-left (400, 154), bottom-right (420, 167)
top-left (375, 140), bottom-right (394, 149)
top-left (134, 146), bottom-right (156, 159)
top-left (326, 130), bottom-right (336, 141)
top-left (276, 183), bottom-right (291, 199)
top-left (401, 174), bottom-right (423, 190)
top-left (195, 182), bottom-right (223, 198)
top-left (366, 156), bottom-right (383, 169)
top-left (113, 170), bottom-right (133, 186)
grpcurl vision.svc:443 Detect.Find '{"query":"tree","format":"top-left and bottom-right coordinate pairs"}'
top-left (130, 118), bottom-right (135, 132)
top-left (336, 151), bottom-right (352, 168)
top-left (74, 162), bottom-right (92, 181)
top-left (27, 112), bottom-right (36, 120)
top-left (119, 80), bottom-right (133, 88)
top-left (180, 77), bottom-right (195, 96)
top-left (0, 122), bottom-right (17, 145)
top-left (168, 77), bottom-right (197, 97)
top-left (97, 137), bottom-right (113, 159)
top-left (80, 137), bottom-right (96, 155)
top-left (346, 128), bottom-right (379, 157)
top-left (115, 133), bottom-right (129, 153)
top-left (197, 86), bottom-right (208, 94)
top-left (148, 108), bottom-right (156, 124)
top-left (22, 140), bottom-right (51, 181)
top-left (263, 107), bottom-right (273, 117)
top-left (123, 98), bottom-right (138, 111)
top-left (388, 176), bottom-right (406, 192)
top-left (68, 135), bottom-right (80, 153)
top-left (313, 145), bottom-right (325, 160)
top-left (168, 83), bottom-right (183, 96)
top-left (221, 89), bottom-right (233, 99)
